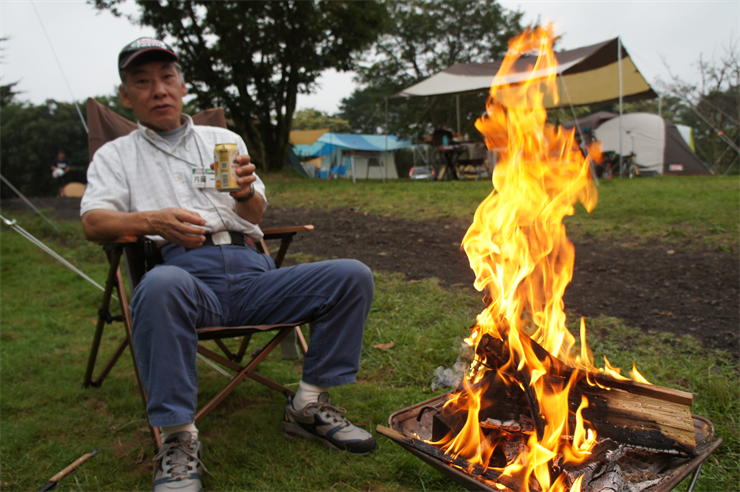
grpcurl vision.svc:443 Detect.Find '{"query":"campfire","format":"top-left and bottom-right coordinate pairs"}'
top-left (377, 27), bottom-right (721, 492)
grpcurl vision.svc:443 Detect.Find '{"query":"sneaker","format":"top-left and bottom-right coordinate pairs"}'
top-left (281, 392), bottom-right (377, 455)
top-left (152, 431), bottom-right (209, 492)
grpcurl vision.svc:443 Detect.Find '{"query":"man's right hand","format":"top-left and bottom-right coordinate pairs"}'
top-left (82, 208), bottom-right (206, 248)
top-left (147, 208), bottom-right (206, 249)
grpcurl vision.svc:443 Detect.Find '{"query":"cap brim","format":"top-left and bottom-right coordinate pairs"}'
top-left (120, 47), bottom-right (179, 69)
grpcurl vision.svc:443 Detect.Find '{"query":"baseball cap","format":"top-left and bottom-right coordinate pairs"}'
top-left (118, 37), bottom-right (178, 74)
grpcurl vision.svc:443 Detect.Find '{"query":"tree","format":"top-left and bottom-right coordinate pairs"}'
top-left (339, 0), bottom-right (524, 140)
top-left (659, 38), bottom-right (739, 173)
top-left (292, 108), bottom-right (350, 133)
top-left (93, 0), bottom-right (386, 172)
top-left (0, 37), bottom-right (21, 109)
top-left (1, 99), bottom-right (89, 198)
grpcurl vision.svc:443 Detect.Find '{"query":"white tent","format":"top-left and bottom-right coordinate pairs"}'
top-left (594, 113), bottom-right (711, 175)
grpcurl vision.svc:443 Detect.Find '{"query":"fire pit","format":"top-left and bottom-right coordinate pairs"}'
top-left (377, 26), bottom-right (722, 492)
top-left (378, 395), bottom-right (721, 492)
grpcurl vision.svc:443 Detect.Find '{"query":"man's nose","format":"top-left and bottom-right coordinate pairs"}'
top-left (152, 78), bottom-right (167, 98)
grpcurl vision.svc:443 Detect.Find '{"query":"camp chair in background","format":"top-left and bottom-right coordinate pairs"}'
top-left (81, 99), bottom-right (312, 448)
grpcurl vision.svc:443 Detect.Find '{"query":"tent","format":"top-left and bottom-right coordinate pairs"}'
top-left (593, 113), bottom-right (711, 175)
top-left (394, 38), bottom-right (657, 112)
top-left (293, 132), bottom-right (412, 182)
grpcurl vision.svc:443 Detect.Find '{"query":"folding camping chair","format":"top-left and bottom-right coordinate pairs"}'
top-left (81, 99), bottom-right (312, 448)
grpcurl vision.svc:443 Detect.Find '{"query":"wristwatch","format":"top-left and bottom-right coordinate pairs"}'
top-left (235, 186), bottom-right (255, 203)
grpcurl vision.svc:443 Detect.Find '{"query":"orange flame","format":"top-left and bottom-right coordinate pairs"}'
top-left (428, 26), bottom-right (648, 491)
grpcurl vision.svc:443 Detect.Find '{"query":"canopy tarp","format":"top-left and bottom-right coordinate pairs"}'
top-left (289, 128), bottom-right (330, 146)
top-left (393, 38), bottom-right (657, 109)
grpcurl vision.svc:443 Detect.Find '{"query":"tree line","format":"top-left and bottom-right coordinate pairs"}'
top-left (2, 1), bottom-right (736, 199)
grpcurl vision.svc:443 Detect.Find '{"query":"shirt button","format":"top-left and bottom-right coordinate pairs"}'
top-left (176, 175), bottom-right (182, 181)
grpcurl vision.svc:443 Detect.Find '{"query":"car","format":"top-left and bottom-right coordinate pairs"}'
top-left (409, 166), bottom-right (436, 181)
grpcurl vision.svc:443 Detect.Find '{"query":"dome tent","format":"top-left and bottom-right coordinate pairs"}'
top-left (593, 113), bottom-right (711, 176)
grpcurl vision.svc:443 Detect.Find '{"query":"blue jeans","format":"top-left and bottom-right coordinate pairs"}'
top-left (130, 243), bottom-right (374, 427)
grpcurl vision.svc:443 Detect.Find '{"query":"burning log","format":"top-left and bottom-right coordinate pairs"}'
top-left (475, 333), bottom-right (697, 454)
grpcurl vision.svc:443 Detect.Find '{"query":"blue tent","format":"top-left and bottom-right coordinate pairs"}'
top-left (293, 133), bottom-right (412, 181)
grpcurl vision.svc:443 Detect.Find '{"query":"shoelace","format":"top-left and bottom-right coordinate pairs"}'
top-left (153, 440), bottom-right (212, 482)
top-left (303, 401), bottom-right (349, 426)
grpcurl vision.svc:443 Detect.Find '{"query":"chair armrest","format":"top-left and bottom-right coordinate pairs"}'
top-left (261, 225), bottom-right (314, 239)
top-left (260, 225), bottom-right (313, 268)
top-left (94, 236), bottom-right (138, 245)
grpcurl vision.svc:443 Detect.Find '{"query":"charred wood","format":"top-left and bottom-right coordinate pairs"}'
top-left (475, 333), bottom-right (697, 453)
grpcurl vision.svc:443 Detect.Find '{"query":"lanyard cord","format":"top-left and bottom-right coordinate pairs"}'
top-left (142, 127), bottom-right (231, 233)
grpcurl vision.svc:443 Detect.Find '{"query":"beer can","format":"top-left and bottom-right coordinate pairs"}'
top-left (213, 143), bottom-right (240, 192)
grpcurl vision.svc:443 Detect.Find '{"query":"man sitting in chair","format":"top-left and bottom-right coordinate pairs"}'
top-left (80, 38), bottom-right (376, 492)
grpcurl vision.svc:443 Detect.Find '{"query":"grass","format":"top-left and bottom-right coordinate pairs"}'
top-left (267, 174), bottom-right (740, 252)
top-left (1, 188), bottom-right (738, 491)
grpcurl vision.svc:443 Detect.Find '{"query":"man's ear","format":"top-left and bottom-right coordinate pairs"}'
top-left (119, 84), bottom-right (133, 109)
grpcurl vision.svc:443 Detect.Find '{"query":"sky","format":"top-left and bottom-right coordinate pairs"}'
top-left (1, 1), bottom-right (738, 115)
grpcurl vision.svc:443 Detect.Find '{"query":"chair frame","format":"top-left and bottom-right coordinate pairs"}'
top-left (82, 225), bottom-right (313, 448)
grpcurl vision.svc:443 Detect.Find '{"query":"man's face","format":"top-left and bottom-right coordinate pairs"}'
top-left (119, 60), bottom-right (186, 132)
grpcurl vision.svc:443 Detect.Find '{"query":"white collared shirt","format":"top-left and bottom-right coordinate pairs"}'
top-left (81, 114), bottom-right (266, 242)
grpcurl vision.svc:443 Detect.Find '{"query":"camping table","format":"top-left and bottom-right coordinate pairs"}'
top-left (436, 144), bottom-right (467, 180)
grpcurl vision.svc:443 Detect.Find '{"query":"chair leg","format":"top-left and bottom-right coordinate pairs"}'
top-left (114, 264), bottom-right (161, 449)
top-left (83, 248), bottom-right (126, 388)
top-left (296, 325), bottom-right (309, 355)
top-left (195, 328), bottom-right (294, 424)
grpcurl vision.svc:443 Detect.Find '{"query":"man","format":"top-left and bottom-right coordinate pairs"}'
top-left (51, 150), bottom-right (71, 196)
top-left (81, 38), bottom-right (376, 492)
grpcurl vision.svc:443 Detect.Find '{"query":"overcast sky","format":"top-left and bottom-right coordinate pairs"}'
top-left (1, 1), bottom-right (737, 115)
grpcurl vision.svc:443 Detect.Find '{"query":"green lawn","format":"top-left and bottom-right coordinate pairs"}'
top-left (268, 174), bottom-right (740, 251)
top-left (1, 175), bottom-right (738, 491)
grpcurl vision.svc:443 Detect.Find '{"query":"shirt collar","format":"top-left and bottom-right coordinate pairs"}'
top-left (138, 114), bottom-right (194, 146)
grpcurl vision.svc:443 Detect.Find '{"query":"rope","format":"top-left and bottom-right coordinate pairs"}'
top-left (0, 214), bottom-right (115, 300)
top-left (0, 174), bottom-right (58, 231)
top-left (30, 0), bottom-right (88, 134)
top-left (196, 353), bottom-right (232, 378)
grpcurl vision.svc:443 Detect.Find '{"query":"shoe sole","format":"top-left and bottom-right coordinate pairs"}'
top-left (281, 421), bottom-right (373, 456)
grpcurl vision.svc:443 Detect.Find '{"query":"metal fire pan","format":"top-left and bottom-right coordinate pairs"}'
top-left (379, 392), bottom-right (722, 492)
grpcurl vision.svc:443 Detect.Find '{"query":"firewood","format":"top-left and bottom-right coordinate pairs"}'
top-left (475, 333), bottom-right (697, 453)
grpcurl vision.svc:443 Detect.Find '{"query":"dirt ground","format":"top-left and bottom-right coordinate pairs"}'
top-left (4, 197), bottom-right (738, 358)
top-left (262, 205), bottom-right (739, 359)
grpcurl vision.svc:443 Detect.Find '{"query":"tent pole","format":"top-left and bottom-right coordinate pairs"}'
top-left (456, 94), bottom-right (461, 136)
top-left (559, 74), bottom-right (598, 186)
top-left (618, 37), bottom-right (624, 177)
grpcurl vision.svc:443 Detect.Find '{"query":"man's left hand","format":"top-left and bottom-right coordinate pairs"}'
top-left (210, 154), bottom-right (256, 200)
top-left (231, 154), bottom-right (256, 200)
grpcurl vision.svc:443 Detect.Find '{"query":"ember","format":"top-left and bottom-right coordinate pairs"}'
top-left (378, 26), bottom-right (722, 492)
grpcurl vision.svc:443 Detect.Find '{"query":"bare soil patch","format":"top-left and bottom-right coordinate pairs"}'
top-left (263, 205), bottom-right (739, 359)
top-left (5, 197), bottom-right (737, 358)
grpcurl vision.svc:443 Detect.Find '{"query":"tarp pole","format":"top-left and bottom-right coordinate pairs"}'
top-left (558, 74), bottom-right (598, 186)
top-left (456, 94), bottom-right (461, 136)
top-left (618, 37), bottom-right (624, 177)
top-left (384, 98), bottom-right (389, 184)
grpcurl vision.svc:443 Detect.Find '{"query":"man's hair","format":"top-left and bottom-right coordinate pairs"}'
top-left (119, 53), bottom-right (184, 90)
